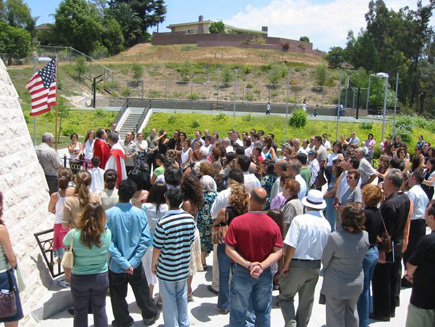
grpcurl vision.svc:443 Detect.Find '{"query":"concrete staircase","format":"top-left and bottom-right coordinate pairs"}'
top-left (118, 111), bottom-right (143, 139)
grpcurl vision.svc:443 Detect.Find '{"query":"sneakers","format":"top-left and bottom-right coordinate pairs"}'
top-left (111, 320), bottom-right (134, 327)
top-left (57, 280), bottom-right (70, 288)
top-left (143, 311), bottom-right (160, 326)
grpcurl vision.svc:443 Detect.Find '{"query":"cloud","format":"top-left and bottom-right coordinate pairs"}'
top-left (225, 0), bottom-right (432, 52)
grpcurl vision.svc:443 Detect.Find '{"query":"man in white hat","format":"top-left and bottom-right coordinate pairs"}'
top-left (279, 189), bottom-right (331, 327)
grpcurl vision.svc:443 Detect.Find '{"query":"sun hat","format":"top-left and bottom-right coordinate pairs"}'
top-left (301, 189), bottom-right (326, 210)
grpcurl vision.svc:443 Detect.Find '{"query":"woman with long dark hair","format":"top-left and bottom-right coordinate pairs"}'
top-left (141, 182), bottom-right (168, 301)
top-left (63, 202), bottom-right (111, 327)
top-left (0, 192), bottom-right (23, 327)
top-left (261, 160), bottom-right (277, 211)
top-left (422, 158), bottom-right (435, 199)
top-left (181, 175), bottom-right (204, 301)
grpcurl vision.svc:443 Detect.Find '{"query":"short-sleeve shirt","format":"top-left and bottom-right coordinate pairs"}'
top-left (63, 228), bottom-right (111, 275)
top-left (358, 158), bottom-right (376, 185)
top-left (153, 166), bottom-right (165, 177)
top-left (225, 212), bottom-right (283, 263)
top-left (284, 211), bottom-right (331, 260)
top-left (408, 231), bottom-right (435, 309)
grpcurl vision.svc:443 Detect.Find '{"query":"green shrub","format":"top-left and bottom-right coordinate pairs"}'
top-left (242, 65), bottom-right (252, 74)
top-left (315, 64), bottom-right (327, 86)
top-left (246, 82), bottom-right (254, 89)
top-left (111, 91), bottom-right (119, 98)
top-left (122, 87), bottom-right (130, 97)
top-left (214, 112), bottom-right (227, 121)
top-left (412, 116), bottom-right (429, 129)
top-left (242, 113), bottom-right (254, 122)
top-left (148, 90), bottom-right (162, 98)
top-left (178, 60), bottom-right (195, 81)
top-left (188, 92), bottom-right (199, 100)
top-left (221, 67), bottom-right (234, 85)
top-left (62, 125), bottom-right (75, 136)
top-left (190, 119), bottom-right (200, 128)
top-left (246, 93), bottom-right (255, 101)
top-left (360, 122), bottom-right (373, 130)
top-left (181, 45), bottom-right (197, 51)
top-left (396, 116), bottom-right (413, 131)
top-left (94, 109), bottom-right (106, 117)
top-left (289, 109), bottom-right (307, 128)
top-left (395, 126), bottom-right (412, 144)
top-left (73, 56), bottom-right (88, 79)
top-left (168, 114), bottom-right (176, 124)
top-left (253, 89), bottom-right (261, 94)
top-left (131, 63), bottom-right (144, 79)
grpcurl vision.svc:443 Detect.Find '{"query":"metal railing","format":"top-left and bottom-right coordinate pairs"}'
top-left (135, 100), bottom-right (152, 133)
top-left (34, 229), bottom-right (64, 278)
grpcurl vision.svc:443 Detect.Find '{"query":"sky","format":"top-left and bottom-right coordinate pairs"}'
top-left (25, 0), bottom-right (434, 52)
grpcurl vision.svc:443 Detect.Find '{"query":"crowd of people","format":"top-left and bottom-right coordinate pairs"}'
top-left (29, 125), bottom-right (435, 327)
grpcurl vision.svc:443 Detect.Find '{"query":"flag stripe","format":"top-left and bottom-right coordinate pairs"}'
top-left (25, 57), bottom-right (57, 116)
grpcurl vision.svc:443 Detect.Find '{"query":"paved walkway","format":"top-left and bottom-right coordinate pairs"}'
top-left (36, 253), bottom-right (412, 327)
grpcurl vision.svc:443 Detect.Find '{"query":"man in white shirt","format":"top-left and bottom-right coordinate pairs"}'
top-left (222, 137), bottom-right (234, 154)
top-left (270, 160), bottom-right (288, 201)
top-left (233, 131), bottom-right (244, 147)
top-left (334, 156), bottom-right (361, 207)
top-left (287, 159), bottom-right (307, 200)
top-left (322, 133), bottom-right (331, 152)
top-left (356, 147), bottom-right (376, 186)
top-left (348, 132), bottom-right (360, 146)
top-left (402, 170), bottom-right (429, 287)
top-left (237, 155), bottom-right (261, 193)
top-left (279, 190), bottom-right (331, 327)
top-left (292, 138), bottom-right (307, 155)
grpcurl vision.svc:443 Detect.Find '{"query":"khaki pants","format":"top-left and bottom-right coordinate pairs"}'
top-left (406, 303), bottom-right (435, 327)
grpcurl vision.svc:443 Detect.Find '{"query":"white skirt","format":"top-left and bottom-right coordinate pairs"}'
top-left (142, 246), bottom-right (157, 286)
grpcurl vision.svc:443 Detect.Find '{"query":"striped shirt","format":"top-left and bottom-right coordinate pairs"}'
top-left (153, 209), bottom-right (196, 282)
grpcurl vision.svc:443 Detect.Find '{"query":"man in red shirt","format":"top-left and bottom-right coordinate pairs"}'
top-left (93, 128), bottom-right (110, 169)
top-left (225, 187), bottom-right (283, 327)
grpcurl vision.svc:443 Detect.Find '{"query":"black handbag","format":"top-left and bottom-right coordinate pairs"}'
top-left (0, 270), bottom-right (17, 318)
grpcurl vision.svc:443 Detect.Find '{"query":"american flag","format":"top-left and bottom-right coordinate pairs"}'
top-left (25, 57), bottom-right (57, 116)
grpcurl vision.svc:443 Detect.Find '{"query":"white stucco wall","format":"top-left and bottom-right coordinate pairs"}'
top-left (0, 58), bottom-right (54, 326)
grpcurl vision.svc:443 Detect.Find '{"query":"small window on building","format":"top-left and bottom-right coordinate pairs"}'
top-left (187, 29), bottom-right (197, 34)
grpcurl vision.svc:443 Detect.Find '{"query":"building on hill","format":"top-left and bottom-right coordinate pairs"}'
top-left (167, 15), bottom-right (268, 36)
top-left (153, 15), bottom-right (325, 57)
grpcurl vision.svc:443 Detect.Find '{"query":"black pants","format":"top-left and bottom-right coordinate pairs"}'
top-left (403, 219), bottom-right (426, 266)
top-left (372, 255), bottom-right (402, 317)
top-left (109, 263), bottom-right (158, 326)
top-left (46, 175), bottom-right (58, 195)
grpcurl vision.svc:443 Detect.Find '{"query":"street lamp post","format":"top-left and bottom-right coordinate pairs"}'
top-left (233, 69), bottom-right (238, 129)
top-left (392, 73), bottom-right (399, 136)
top-left (368, 72), bottom-right (389, 141)
top-left (285, 70), bottom-right (291, 141)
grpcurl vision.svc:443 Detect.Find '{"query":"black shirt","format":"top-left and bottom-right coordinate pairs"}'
top-left (380, 191), bottom-right (410, 249)
top-left (408, 231), bottom-right (435, 309)
top-left (363, 207), bottom-right (383, 246)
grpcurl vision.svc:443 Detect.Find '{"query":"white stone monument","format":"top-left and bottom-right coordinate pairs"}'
top-left (0, 58), bottom-right (61, 326)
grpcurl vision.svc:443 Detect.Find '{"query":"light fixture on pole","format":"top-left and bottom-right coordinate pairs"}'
top-left (375, 72), bottom-right (389, 142)
top-left (233, 68), bottom-right (238, 129)
top-left (32, 51), bottom-right (53, 146)
top-left (285, 70), bottom-right (291, 141)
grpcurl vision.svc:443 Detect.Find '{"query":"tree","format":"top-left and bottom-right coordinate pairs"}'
top-left (2, 0), bottom-right (32, 29)
top-left (299, 36), bottom-right (310, 42)
top-left (54, 0), bottom-right (104, 54)
top-left (0, 21), bottom-right (31, 64)
top-left (102, 16), bottom-right (124, 55)
top-left (109, 3), bottom-right (142, 46)
top-left (209, 21), bottom-right (225, 34)
top-left (109, 0), bottom-right (167, 41)
top-left (325, 46), bottom-right (346, 68)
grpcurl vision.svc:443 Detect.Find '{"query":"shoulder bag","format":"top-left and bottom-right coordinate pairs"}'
top-left (0, 270), bottom-right (17, 318)
top-left (61, 229), bottom-right (76, 269)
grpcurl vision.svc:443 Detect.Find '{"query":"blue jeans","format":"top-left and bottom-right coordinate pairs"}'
top-left (229, 264), bottom-right (273, 327)
top-left (159, 278), bottom-right (189, 327)
top-left (357, 246), bottom-right (379, 327)
top-left (217, 243), bottom-right (232, 310)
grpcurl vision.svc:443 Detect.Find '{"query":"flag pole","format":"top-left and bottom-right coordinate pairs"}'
top-left (54, 55), bottom-right (59, 151)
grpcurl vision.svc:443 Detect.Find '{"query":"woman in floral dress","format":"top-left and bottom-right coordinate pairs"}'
top-left (198, 175), bottom-right (218, 269)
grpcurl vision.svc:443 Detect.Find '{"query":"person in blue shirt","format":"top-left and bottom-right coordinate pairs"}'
top-left (106, 179), bottom-right (159, 327)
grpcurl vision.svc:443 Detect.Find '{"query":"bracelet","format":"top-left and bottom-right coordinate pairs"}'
top-left (247, 262), bottom-right (252, 270)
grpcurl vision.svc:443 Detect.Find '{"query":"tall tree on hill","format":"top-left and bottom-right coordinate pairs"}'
top-left (109, 3), bottom-right (143, 46)
top-left (109, 0), bottom-right (166, 40)
top-left (54, 0), bottom-right (104, 54)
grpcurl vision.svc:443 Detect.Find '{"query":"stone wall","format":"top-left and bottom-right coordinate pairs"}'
top-left (0, 58), bottom-right (54, 325)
